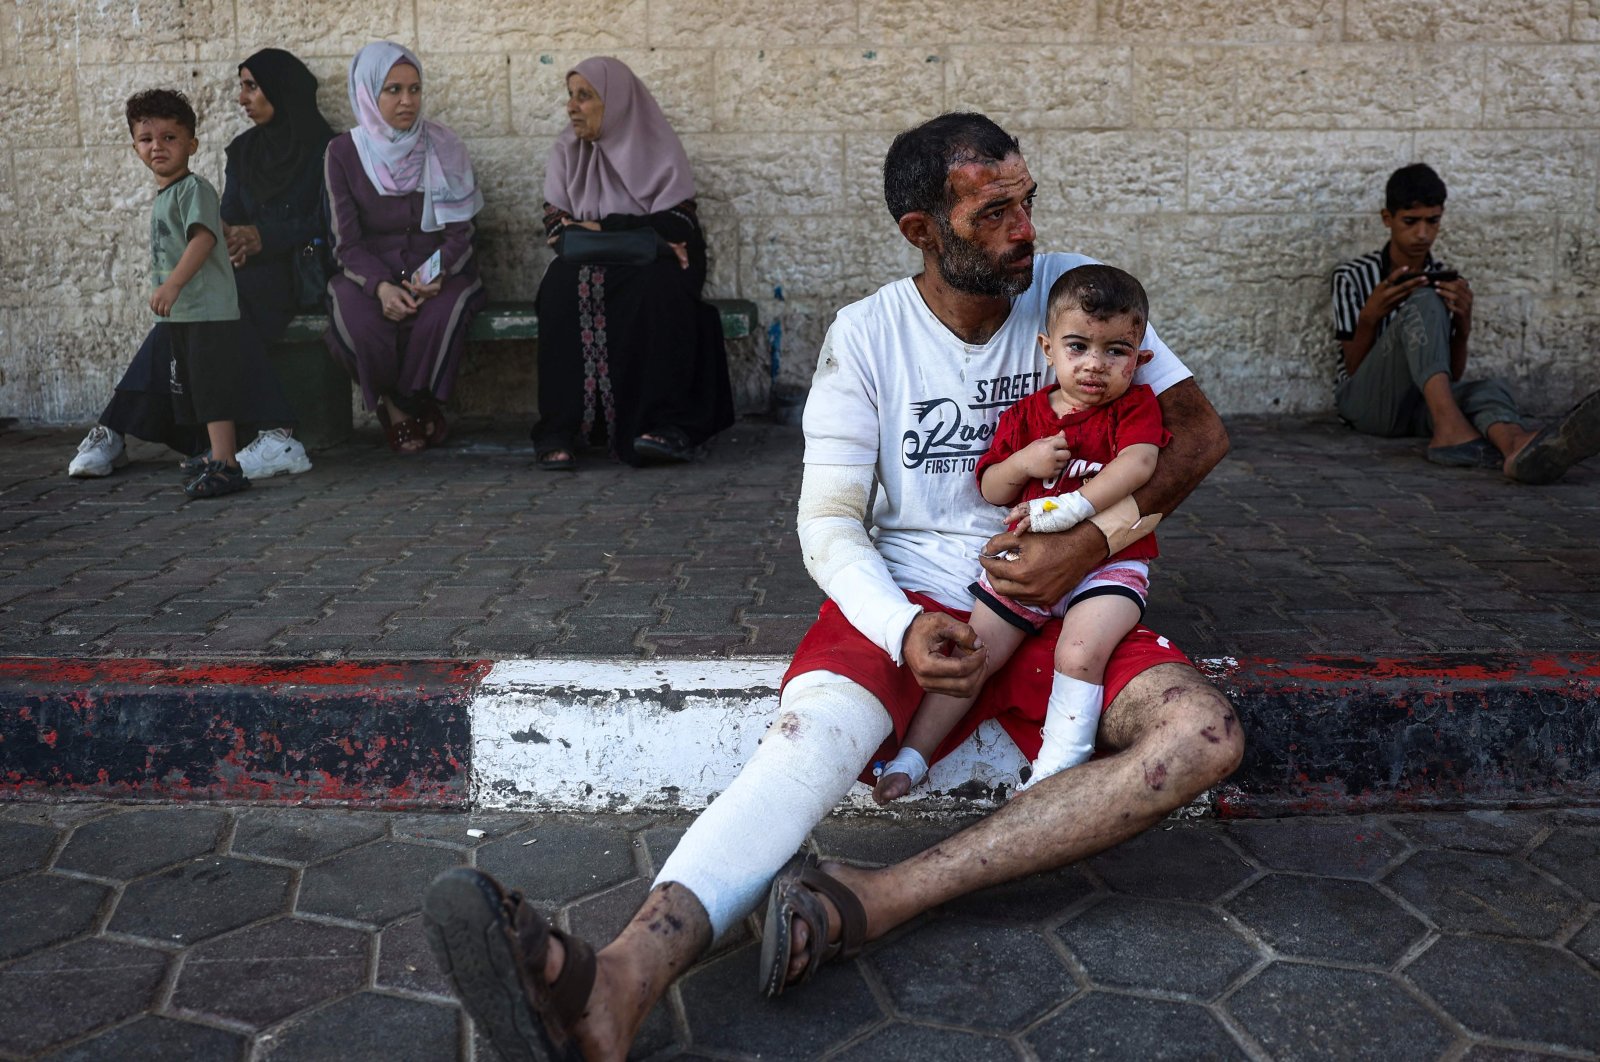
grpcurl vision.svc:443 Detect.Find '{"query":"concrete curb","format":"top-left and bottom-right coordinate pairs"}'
top-left (4, 654), bottom-right (1598, 816)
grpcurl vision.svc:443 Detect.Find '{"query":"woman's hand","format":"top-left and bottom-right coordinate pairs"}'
top-left (402, 277), bottom-right (443, 303)
top-left (224, 224), bottom-right (262, 267)
top-left (377, 281), bottom-right (418, 320)
top-left (668, 241), bottom-right (689, 270)
top-left (546, 217), bottom-right (601, 247)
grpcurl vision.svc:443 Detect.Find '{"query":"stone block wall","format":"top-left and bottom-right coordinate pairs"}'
top-left (2, 0), bottom-right (1597, 423)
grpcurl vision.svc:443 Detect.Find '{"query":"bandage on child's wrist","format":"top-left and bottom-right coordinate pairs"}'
top-left (1028, 491), bottom-right (1095, 533)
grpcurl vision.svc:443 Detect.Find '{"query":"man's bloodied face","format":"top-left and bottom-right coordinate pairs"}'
top-left (933, 153), bottom-right (1038, 298)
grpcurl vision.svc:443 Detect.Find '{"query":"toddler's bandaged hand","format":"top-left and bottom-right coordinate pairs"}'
top-left (1025, 491), bottom-right (1095, 533)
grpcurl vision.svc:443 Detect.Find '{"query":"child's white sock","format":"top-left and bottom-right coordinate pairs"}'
top-left (1026, 672), bottom-right (1103, 787)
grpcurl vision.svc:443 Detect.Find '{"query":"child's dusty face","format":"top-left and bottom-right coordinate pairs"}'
top-left (1039, 307), bottom-right (1149, 410)
top-left (131, 117), bottom-right (197, 186)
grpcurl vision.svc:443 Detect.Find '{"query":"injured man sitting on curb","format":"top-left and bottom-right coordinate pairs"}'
top-left (422, 112), bottom-right (1242, 1062)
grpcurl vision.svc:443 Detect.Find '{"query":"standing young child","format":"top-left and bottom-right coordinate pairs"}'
top-left (126, 89), bottom-right (250, 498)
top-left (874, 264), bottom-right (1170, 802)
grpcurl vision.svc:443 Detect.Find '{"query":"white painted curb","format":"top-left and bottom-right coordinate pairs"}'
top-left (470, 659), bottom-right (1028, 813)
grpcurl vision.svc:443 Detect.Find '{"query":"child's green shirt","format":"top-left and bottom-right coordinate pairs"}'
top-left (149, 172), bottom-right (239, 323)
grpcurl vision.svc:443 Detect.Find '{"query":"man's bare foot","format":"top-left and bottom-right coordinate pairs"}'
top-left (872, 771), bottom-right (913, 805)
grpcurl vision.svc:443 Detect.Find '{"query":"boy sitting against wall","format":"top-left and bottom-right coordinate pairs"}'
top-left (1330, 163), bottom-right (1599, 483)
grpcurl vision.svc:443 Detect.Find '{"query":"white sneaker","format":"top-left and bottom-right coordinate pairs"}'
top-left (237, 428), bottom-right (312, 479)
top-left (67, 426), bottom-right (127, 477)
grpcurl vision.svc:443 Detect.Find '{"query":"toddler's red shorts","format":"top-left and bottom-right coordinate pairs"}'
top-left (780, 590), bottom-right (1193, 786)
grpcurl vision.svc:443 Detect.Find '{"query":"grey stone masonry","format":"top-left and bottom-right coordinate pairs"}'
top-left (1, 802), bottom-right (1598, 1060)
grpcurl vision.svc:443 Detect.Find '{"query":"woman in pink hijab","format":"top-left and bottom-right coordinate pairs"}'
top-left (532, 57), bottom-right (733, 470)
top-left (323, 41), bottom-right (486, 454)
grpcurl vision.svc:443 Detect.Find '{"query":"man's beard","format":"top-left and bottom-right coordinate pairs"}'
top-left (934, 216), bottom-right (1034, 298)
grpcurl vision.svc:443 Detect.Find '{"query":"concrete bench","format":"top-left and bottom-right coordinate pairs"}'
top-left (272, 298), bottom-right (760, 448)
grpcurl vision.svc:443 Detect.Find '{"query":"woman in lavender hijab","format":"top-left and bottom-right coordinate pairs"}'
top-left (323, 41), bottom-right (486, 453)
top-left (532, 57), bottom-right (733, 470)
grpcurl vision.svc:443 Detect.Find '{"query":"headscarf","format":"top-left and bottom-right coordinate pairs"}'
top-left (346, 40), bottom-right (483, 232)
top-left (227, 48), bottom-right (335, 204)
top-left (543, 57), bottom-right (696, 220)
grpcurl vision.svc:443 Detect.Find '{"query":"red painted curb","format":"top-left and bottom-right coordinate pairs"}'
top-left (0, 658), bottom-right (492, 808)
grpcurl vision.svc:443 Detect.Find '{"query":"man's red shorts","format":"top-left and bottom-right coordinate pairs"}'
top-left (780, 590), bottom-right (1193, 786)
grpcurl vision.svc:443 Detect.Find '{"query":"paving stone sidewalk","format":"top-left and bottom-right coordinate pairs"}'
top-left (1, 801), bottom-right (1597, 1061)
top-left (2, 416), bottom-right (1597, 662)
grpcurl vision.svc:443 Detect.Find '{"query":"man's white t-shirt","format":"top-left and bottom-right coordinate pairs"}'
top-left (802, 252), bottom-right (1192, 612)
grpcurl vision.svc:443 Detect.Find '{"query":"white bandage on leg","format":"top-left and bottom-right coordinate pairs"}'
top-left (797, 464), bottom-right (923, 664)
top-left (1021, 673), bottom-right (1103, 790)
top-left (1087, 496), bottom-right (1162, 558)
top-left (653, 670), bottom-right (891, 940)
top-left (1028, 491), bottom-right (1095, 533)
top-left (875, 746), bottom-right (928, 787)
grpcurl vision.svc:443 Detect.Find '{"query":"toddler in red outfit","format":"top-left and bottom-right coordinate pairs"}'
top-left (875, 264), bottom-right (1171, 802)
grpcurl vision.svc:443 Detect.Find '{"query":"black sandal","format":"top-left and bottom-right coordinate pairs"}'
top-left (423, 867), bottom-right (594, 1062)
top-left (537, 448), bottom-right (576, 471)
top-left (632, 427), bottom-right (693, 465)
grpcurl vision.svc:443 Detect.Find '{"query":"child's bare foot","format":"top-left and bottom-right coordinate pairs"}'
top-left (872, 772), bottom-right (914, 805)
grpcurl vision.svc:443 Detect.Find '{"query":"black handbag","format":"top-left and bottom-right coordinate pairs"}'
top-left (292, 237), bottom-right (332, 308)
top-left (555, 226), bottom-right (668, 266)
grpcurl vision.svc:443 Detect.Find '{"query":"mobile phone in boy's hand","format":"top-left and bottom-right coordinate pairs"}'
top-left (412, 249), bottom-right (442, 287)
top-left (1424, 269), bottom-right (1460, 284)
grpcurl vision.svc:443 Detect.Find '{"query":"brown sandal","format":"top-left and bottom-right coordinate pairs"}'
top-left (377, 406), bottom-right (427, 455)
top-left (758, 852), bottom-right (868, 998)
top-left (423, 867), bottom-right (595, 1062)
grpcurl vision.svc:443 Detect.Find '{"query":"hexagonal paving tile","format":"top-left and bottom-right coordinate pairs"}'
top-left (0, 938), bottom-right (168, 1056)
top-left (832, 1021), bottom-right (1021, 1061)
top-left (1407, 936), bottom-right (1600, 1054)
top-left (260, 991), bottom-right (459, 1061)
top-left (377, 915), bottom-right (452, 997)
top-left (231, 807), bottom-right (388, 864)
top-left (1386, 810), bottom-right (1546, 854)
top-left (1056, 896), bottom-right (1259, 999)
top-left (1028, 991), bottom-right (1246, 1061)
top-left (390, 810), bottom-right (533, 845)
top-left (1569, 913), bottom-right (1600, 972)
top-left (1086, 825), bottom-right (1254, 902)
top-left (36, 1015), bottom-right (246, 1061)
top-left (939, 864), bottom-right (1098, 925)
top-left (1226, 874), bottom-right (1427, 965)
top-left (1227, 817), bottom-right (1407, 879)
top-left (812, 818), bottom-right (973, 866)
top-left (476, 823), bottom-right (636, 904)
top-left (171, 917), bottom-right (368, 1027)
top-left (0, 874), bottom-right (109, 962)
top-left (1384, 850), bottom-right (1583, 938)
top-left (567, 876), bottom-right (652, 945)
top-left (0, 819), bottom-right (57, 879)
top-left (1527, 827), bottom-right (1600, 901)
top-left (681, 942), bottom-right (879, 1058)
top-left (297, 841), bottom-right (462, 926)
top-left (109, 856), bottom-right (292, 944)
top-left (1228, 962), bottom-right (1453, 1062)
top-left (871, 919), bottom-right (1074, 1032)
top-left (54, 808), bottom-right (226, 880)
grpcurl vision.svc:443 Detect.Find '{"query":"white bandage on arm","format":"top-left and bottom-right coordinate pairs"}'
top-left (1028, 491), bottom-right (1095, 533)
top-left (1086, 496), bottom-right (1162, 557)
top-left (797, 463), bottom-right (923, 665)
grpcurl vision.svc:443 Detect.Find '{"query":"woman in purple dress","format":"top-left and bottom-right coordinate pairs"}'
top-left (323, 41), bottom-right (486, 454)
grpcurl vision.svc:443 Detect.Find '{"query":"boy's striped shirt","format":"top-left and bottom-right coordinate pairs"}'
top-left (1329, 244), bottom-right (1444, 388)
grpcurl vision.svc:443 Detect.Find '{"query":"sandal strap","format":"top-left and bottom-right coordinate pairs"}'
top-left (546, 927), bottom-right (597, 1025)
top-left (798, 866), bottom-right (868, 961)
top-left (503, 891), bottom-right (596, 1031)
